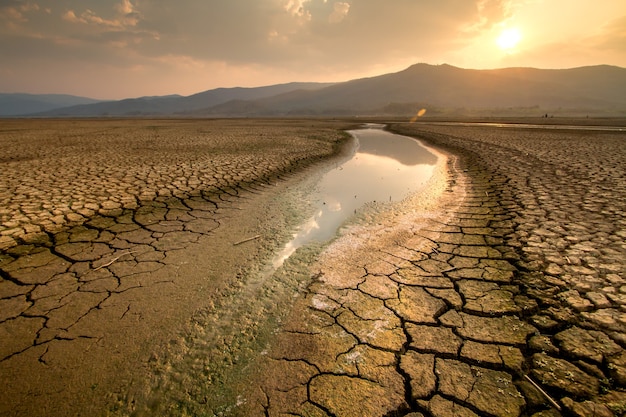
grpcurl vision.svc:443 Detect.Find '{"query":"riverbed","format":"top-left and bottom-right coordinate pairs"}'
top-left (273, 125), bottom-right (438, 268)
top-left (123, 124), bottom-right (442, 416)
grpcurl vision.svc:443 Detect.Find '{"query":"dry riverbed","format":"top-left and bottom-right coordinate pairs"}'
top-left (237, 119), bottom-right (626, 417)
top-left (0, 118), bottom-right (355, 416)
top-left (1, 118), bottom-right (625, 417)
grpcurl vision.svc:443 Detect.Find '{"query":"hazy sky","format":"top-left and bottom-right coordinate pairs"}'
top-left (1, 0), bottom-right (624, 99)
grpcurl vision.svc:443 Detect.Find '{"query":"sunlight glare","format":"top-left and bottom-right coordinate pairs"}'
top-left (410, 108), bottom-right (427, 123)
top-left (497, 28), bottom-right (521, 50)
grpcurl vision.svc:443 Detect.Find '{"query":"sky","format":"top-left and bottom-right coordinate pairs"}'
top-left (1, 0), bottom-right (625, 99)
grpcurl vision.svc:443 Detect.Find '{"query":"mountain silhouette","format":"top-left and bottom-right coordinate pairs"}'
top-left (5, 64), bottom-right (625, 117)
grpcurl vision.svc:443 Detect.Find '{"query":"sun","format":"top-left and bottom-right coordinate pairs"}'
top-left (497, 27), bottom-right (521, 51)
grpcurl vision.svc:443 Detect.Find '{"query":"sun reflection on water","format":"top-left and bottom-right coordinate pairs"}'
top-left (272, 126), bottom-right (436, 268)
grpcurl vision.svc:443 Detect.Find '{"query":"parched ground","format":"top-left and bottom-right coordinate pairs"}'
top-left (0, 118), bottom-right (354, 417)
top-left (1, 118), bottom-right (625, 417)
top-left (238, 121), bottom-right (626, 417)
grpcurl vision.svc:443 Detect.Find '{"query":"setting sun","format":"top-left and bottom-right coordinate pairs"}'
top-left (497, 27), bottom-right (522, 51)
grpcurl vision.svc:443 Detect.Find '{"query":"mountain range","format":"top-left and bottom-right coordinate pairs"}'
top-left (0, 93), bottom-right (102, 116)
top-left (2, 64), bottom-right (625, 117)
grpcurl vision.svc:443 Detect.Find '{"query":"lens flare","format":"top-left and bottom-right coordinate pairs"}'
top-left (410, 108), bottom-right (427, 122)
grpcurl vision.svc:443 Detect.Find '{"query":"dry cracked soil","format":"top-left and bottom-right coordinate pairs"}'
top-left (1, 117), bottom-right (625, 417)
top-left (0, 118), bottom-right (354, 416)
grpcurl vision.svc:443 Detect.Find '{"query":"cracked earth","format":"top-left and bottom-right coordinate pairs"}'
top-left (236, 121), bottom-right (626, 417)
top-left (0, 118), bottom-right (353, 416)
top-left (1, 119), bottom-right (625, 417)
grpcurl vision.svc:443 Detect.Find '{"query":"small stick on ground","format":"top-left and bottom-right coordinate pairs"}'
top-left (233, 234), bottom-right (261, 246)
top-left (524, 374), bottom-right (562, 411)
top-left (91, 250), bottom-right (140, 272)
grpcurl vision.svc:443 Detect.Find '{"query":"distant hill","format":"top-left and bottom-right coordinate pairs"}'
top-left (0, 93), bottom-right (103, 116)
top-left (6, 64), bottom-right (626, 117)
top-left (27, 82), bottom-right (335, 117)
top-left (197, 64), bottom-right (625, 117)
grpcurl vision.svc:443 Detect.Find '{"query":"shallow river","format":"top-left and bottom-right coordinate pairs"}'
top-left (137, 124), bottom-right (440, 415)
top-left (273, 124), bottom-right (438, 267)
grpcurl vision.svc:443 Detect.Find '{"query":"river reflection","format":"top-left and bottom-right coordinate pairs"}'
top-left (273, 125), bottom-right (437, 267)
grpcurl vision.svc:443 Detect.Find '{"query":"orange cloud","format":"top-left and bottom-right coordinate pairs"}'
top-left (0, 2), bottom-right (40, 23)
top-left (329, 2), bottom-right (350, 23)
top-left (63, 1), bottom-right (140, 29)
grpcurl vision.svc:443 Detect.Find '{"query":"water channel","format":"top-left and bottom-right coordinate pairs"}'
top-left (144, 125), bottom-right (440, 414)
top-left (273, 124), bottom-right (438, 267)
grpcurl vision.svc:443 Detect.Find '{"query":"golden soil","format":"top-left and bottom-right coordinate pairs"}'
top-left (2, 117), bottom-right (625, 417)
top-left (0, 118), bottom-right (356, 416)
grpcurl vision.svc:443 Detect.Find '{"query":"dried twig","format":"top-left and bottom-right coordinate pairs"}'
top-left (524, 374), bottom-right (562, 411)
top-left (91, 250), bottom-right (139, 272)
top-left (233, 234), bottom-right (261, 246)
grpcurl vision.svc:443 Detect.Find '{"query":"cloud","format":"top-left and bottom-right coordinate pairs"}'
top-left (0, 0), bottom-right (40, 23)
top-left (115, 0), bottom-right (135, 15)
top-left (461, 0), bottom-right (518, 34)
top-left (328, 1), bottom-right (350, 23)
top-left (6, 1), bottom-right (483, 68)
top-left (284, 0), bottom-right (312, 21)
top-left (0, 0), bottom-right (624, 99)
top-left (1, 0), bottom-right (495, 94)
top-left (63, 0), bottom-right (140, 29)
